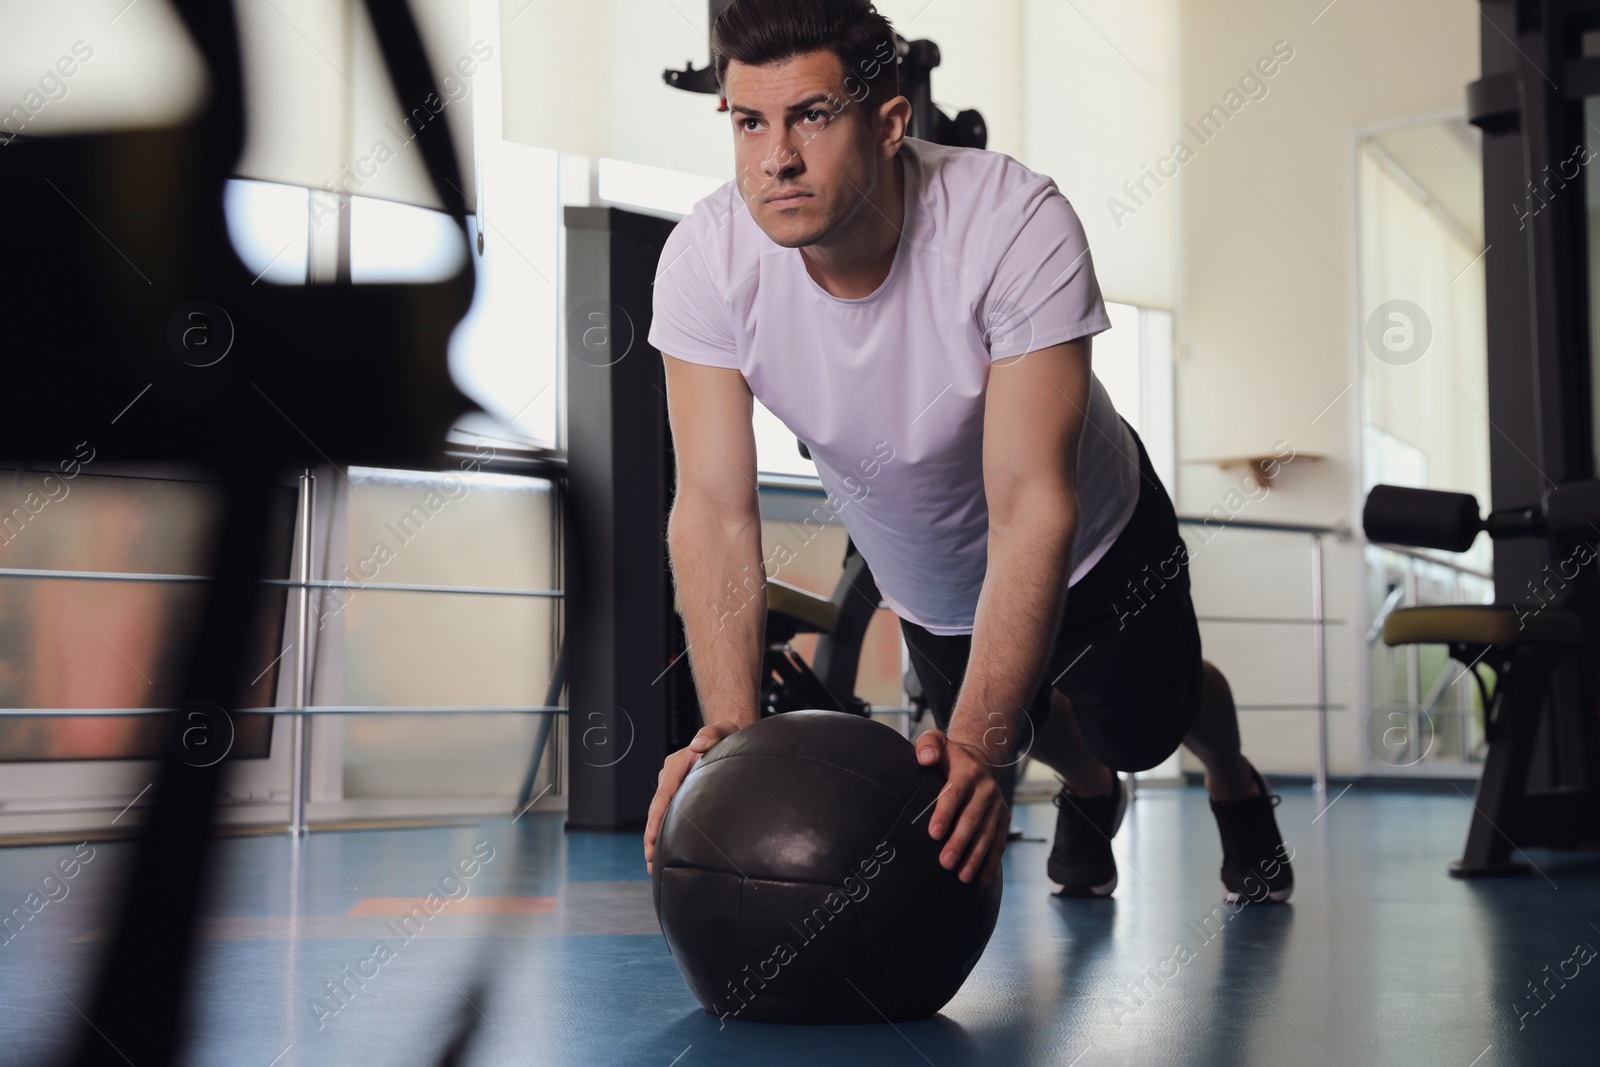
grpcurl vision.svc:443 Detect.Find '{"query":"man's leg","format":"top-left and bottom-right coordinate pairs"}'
top-left (1184, 659), bottom-right (1293, 902)
top-left (1029, 690), bottom-right (1111, 795)
top-left (1181, 659), bottom-right (1260, 801)
top-left (1029, 660), bottom-right (1260, 803)
top-left (1031, 658), bottom-right (1293, 903)
top-left (1030, 689), bottom-right (1125, 897)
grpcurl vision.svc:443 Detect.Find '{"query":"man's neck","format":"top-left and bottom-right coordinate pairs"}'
top-left (799, 153), bottom-right (906, 300)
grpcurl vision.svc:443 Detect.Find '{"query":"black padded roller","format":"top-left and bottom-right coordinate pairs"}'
top-left (1542, 479), bottom-right (1600, 539)
top-left (652, 710), bottom-right (1002, 1024)
top-left (1363, 485), bottom-right (1482, 552)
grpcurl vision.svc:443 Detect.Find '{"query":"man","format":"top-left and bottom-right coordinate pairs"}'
top-left (643, 0), bottom-right (1293, 904)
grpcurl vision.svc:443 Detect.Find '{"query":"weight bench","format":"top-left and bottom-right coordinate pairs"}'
top-left (1365, 480), bottom-right (1600, 876)
top-left (751, 544), bottom-right (883, 719)
top-left (1379, 603), bottom-right (1584, 876)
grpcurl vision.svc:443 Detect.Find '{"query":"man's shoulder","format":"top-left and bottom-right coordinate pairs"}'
top-left (908, 138), bottom-right (1060, 219)
top-left (663, 181), bottom-right (765, 287)
top-left (905, 139), bottom-right (1067, 270)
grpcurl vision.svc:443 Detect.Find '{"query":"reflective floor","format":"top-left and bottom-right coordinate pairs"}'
top-left (2, 783), bottom-right (1597, 1066)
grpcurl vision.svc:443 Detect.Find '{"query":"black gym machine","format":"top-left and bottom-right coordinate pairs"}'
top-left (1361, 0), bottom-right (1600, 875)
top-left (1364, 482), bottom-right (1600, 874)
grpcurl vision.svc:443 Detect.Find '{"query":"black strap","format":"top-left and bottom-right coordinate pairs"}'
top-left (169, 0), bottom-right (472, 227)
top-left (359, 0), bottom-right (473, 223)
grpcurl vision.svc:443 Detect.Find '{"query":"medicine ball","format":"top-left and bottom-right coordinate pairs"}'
top-left (651, 709), bottom-right (1003, 1024)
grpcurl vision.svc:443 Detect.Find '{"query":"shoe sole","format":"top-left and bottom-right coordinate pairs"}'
top-left (1222, 881), bottom-right (1293, 905)
top-left (1218, 764), bottom-right (1292, 904)
top-left (1050, 871), bottom-right (1118, 898)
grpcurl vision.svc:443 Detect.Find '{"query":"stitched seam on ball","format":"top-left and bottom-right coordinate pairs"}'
top-left (846, 904), bottom-right (897, 1018)
top-left (655, 868), bottom-right (895, 890)
top-left (709, 750), bottom-right (910, 802)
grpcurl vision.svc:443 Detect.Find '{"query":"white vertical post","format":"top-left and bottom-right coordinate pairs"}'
top-left (1404, 561), bottom-right (1422, 764)
top-left (1311, 534), bottom-right (1328, 799)
top-left (552, 704), bottom-right (565, 796)
top-left (289, 470), bottom-right (315, 836)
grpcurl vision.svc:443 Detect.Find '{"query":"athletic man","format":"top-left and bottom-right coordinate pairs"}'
top-left (643, 0), bottom-right (1293, 903)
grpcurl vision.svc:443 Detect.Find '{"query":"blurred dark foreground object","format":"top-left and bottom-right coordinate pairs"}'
top-left (1, 2), bottom-right (485, 1064)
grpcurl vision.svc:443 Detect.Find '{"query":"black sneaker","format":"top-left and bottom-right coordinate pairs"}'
top-left (1210, 765), bottom-right (1294, 904)
top-left (1047, 775), bottom-right (1127, 898)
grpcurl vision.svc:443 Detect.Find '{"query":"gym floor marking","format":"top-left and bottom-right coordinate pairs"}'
top-left (347, 896), bottom-right (556, 916)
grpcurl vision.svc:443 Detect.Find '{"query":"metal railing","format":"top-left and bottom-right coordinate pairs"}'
top-left (760, 473), bottom-right (1355, 796)
top-left (1174, 514), bottom-right (1352, 799)
top-left (1366, 543), bottom-right (1495, 769)
top-left (0, 465), bottom-right (568, 834)
top-left (0, 472), bottom-right (1368, 818)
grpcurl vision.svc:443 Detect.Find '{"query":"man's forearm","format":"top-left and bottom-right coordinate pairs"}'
top-left (947, 502), bottom-right (1077, 762)
top-left (667, 507), bottom-right (766, 730)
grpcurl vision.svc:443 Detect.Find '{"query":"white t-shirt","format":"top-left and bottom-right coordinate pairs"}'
top-left (649, 137), bottom-right (1140, 635)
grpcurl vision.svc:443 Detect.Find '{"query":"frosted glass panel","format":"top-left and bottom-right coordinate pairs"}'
top-left (224, 179), bottom-right (310, 286)
top-left (1096, 301), bottom-right (1142, 433)
top-left (1358, 126), bottom-right (1489, 575)
top-left (349, 196), bottom-right (468, 283)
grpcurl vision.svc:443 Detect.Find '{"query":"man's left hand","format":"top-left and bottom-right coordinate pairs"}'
top-left (915, 729), bottom-right (1010, 889)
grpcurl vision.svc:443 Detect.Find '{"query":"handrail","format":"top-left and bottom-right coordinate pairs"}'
top-left (758, 472), bottom-right (830, 492)
top-left (0, 706), bottom-right (568, 717)
top-left (752, 480), bottom-right (1353, 796)
top-left (755, 474), bottom-right (1355, 539)
top-left (0, 567), bottom-right (562, 599)
top-left (1366, 584), bottom-right (1408, 646)
top-left (1177, 514), bottom-right (1353, 539)
top-left (1369, 541), bottom-right (1494, 582)
top-left (1198, 615), bottom-right (1345, 625)
top-left (1171, 514), bottom-right (1337, 798)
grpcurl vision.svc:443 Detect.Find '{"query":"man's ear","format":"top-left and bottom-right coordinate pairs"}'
top-left (877, 94), bottom-right (911, 158)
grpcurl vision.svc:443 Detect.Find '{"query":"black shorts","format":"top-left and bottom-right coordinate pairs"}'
top-left (899, 420), bottom-right (1204, 773)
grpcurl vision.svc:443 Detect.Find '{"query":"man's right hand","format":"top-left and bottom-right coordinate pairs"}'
top-left (644, 720), bottom-right (744, 875)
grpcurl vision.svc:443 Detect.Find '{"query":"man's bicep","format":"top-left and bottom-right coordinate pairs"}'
top-left (662, 354), bottom-right (760, 528)
top-left (982, 339), bottom-right (1092, 525)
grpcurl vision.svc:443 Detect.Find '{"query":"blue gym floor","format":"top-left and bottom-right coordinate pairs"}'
top-left (2, 784), bottom-right (1597, 1066)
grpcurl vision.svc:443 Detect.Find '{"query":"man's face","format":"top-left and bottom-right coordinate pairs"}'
top-left (724, 50), bottom-right (880, 249)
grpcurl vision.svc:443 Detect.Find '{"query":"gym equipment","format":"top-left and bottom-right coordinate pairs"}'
top-left (897, 37), bottom-right (988, 150)
top-left (654, 539), bottom-right (881, 749)
top-left (651, 709), bottom-right (1003, 1023)
top-left (1363, 480), bottom-right (1600, 875)
top-left (757, 541), bottom-right (882, 718)
top-left (563, 205), bottom-right (685, 830)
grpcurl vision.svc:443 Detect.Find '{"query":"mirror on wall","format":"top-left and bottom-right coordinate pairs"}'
top-left (1358, 116), bottom-right (1494, 771)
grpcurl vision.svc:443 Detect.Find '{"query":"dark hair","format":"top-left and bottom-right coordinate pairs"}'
top-left (713, 0), bottom-right (900, 109)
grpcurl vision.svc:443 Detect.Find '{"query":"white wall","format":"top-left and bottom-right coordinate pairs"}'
top-left (1022, 0), bottom-right (1180, 310)
top-left (501, 0), bottom-right (732, 176)
top-left (1174, 0), bottom-right (1480, 776)
top-left (875, 0), bottom-right (1025, 159)
top-left (501, 0), bottom-right (1025, 180)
